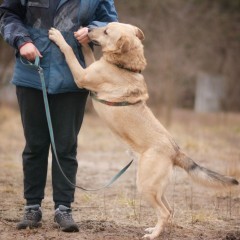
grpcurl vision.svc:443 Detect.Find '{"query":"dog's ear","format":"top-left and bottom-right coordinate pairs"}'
top-left (117, 36), bottom-right (131, 53)
top-left (135, 27), bottom-right (145, 41)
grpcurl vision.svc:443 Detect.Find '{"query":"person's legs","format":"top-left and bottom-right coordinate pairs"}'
top-left (48, 91), bottom-right (88, 209)
top-left (16, 86), bottom-right (88, 231)
top-left (16, 86), bottom-right (50, 206)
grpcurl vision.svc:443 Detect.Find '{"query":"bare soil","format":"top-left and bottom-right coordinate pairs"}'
top-left (0, 105), bottom-right (239, 240)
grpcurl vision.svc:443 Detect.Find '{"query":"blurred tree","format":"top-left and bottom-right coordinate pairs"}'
top-left (0, 39), bottom-right (14, 87)
top-left (115, 0), bottom-right (240, 112)
top-left (0, 0), bottom-right (14, 89)
top-left (0, 0), bottom-right (239, 111)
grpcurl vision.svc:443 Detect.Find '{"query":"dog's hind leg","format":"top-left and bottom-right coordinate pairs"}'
top-left (161, 194), bottom-right (173, 218)
top-left (137, 150), bottom-right (172, 239)
top-left (141, 191), bottom-right (171, 239)
top-left (144, 193), bottom-right (172, 235)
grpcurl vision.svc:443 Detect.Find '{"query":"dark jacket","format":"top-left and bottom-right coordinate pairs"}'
top-left (0, 0), bottom-right (118, 93)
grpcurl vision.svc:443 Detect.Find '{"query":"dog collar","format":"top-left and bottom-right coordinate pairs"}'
top-left (115, 63), bottom-right (141, 73)
top-left (90, 92), bottom-right (141, 106)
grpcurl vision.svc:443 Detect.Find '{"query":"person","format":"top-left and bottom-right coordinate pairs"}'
top-left (0, 0), bottom-right (118, 232)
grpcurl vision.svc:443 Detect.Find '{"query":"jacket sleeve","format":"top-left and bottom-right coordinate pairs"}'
top-left (0, 0), bottom-right (32, 49)
top-left (88, 0), bottom-right (118, 28)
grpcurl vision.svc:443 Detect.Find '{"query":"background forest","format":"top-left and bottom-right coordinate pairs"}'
top-left (0, 0), bottom-right (240, 112)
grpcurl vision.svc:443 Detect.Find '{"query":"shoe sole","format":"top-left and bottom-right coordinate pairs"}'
top-left (17, 221), bottom-right (42, 230)
top-left (62, 225), bottom-right (79, 232)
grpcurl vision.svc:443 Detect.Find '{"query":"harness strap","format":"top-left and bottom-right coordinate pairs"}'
top-left (21, 56), bottom-right (133, 191)
top-left (90, 92), bottom-right (142, 106)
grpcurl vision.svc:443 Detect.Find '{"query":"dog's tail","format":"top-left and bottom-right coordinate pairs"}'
top-left (174, 152), bottom-right (239, 188)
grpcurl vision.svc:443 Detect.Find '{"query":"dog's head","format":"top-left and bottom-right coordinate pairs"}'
top-left (88, 22), bottom-right (145, 53)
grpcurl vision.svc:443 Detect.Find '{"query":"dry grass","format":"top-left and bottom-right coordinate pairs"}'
top-left (0, 105), bottom-right (239, 239)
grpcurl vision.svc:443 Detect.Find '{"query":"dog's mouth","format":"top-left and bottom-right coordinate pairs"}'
top-left (88, 35), bottom-right (101, 46)
top-left (90, 40), bottom-right (101, 46)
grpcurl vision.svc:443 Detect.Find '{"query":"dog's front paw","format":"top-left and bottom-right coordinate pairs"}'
top-left (49, 28), bottom-right (69, 51)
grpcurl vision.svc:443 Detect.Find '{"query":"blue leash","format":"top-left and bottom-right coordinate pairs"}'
top-left (21, 56), bottom-right (133, 191)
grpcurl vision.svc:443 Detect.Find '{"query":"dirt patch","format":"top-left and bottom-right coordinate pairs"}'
top-left (0, 106), bottom-right (239, 239)
top-left (79, 220), bottom-right (143, 240)
top-left (223, 232), bottom-right (240, 240)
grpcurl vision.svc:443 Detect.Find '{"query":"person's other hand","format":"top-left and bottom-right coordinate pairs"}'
top-left (74, 27), bottom-right (90, 45)
top-left (19, 42), bottom-right (42, 62)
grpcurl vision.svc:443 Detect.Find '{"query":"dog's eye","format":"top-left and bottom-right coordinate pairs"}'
top-left (104, 29), bottom-right (108, 35)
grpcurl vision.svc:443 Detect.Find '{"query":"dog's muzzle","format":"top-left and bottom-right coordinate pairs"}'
top-left (88, 28), bottom-right (101, 46)
top-left (89, 39), bottom-right (101, 46)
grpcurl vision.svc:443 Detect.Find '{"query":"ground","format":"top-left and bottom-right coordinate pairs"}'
top-left (0, 104), bottom-right (239, 240)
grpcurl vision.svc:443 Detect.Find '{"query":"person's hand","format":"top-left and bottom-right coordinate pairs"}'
top-left (74, 27), bottom-right (90, 45)
top-left (19, 42), bottom-right (42, 62)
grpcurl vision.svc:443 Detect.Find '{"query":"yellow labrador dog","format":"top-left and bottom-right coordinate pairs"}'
top-left (49, 23), bottom-right (238, 239)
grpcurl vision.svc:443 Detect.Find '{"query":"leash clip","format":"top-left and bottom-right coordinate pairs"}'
top-left (37, 66), bottom-right (43, 73)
